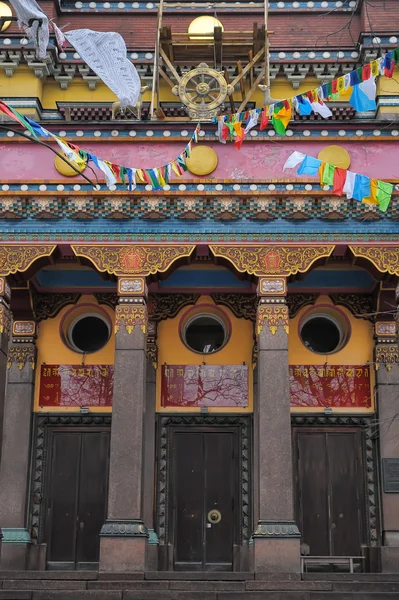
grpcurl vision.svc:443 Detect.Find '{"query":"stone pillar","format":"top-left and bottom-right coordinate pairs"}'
top-left (99, 277), bottom-right (149, 572)
top-left (253, 277), bottom-right (300, 573)
top-left (0, 278), bottom-right (11, 464)
top-left (0, 319), bottom-right (36, 569)
top-left (143, 321), bottom-right (158, 569)
top-left (375, 313), bottom-right (399, 572)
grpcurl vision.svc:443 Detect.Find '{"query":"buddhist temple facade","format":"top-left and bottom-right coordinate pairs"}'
top-left (0, 0), bottom-right (399, 581)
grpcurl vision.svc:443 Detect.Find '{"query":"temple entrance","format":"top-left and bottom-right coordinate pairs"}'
top-left (293, 428), bottom-right (366, 557)
top-left (169, 428), bottom-right (239, 571)
top-left (44, 428), bottom-right (110, 570)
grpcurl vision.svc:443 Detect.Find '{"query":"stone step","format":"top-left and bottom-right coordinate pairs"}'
top-left (304, 574), bottom-right (399, 582)
top-left (0, 590), bottom-right (398, 600)
top-left (0, 572), bottom-right (98, 580)
top-left (144, 571), bottom-right (256, 580)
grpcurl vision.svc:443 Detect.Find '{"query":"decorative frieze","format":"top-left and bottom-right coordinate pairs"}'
top-left (149, 293), bottom-right (200, 321)
top-left (350, 246), bottom-right (399, 277)
top-left (209, 245), bottom-right (334, 276)
top-left (0, 245), bottom-right (56, 276)
top-left (100, 519), bottom-right (148, 537)
top-left (71, 244), bottom-right (195, 276)
top-left (286, 294), bottom-right (319, 318)
top-left (210, 293), bottom-right (257, 321)
top-left (253, 521), bottom-right (300, 538)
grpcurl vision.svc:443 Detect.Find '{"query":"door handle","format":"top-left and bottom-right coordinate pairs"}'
top-left (207, 509), bottom-right (222, 524)
top-left (79, 522), bottom-right (84, 530)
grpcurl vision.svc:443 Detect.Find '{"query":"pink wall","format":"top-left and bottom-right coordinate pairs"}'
top-left (0, 140), bottom-right (397, 182)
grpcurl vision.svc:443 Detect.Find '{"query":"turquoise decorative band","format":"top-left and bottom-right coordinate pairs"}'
top-left (147, 528), bottom-right (159, 545)
top-left (100, 519), bottom-right (148, 538)
top-left (1, 528), bottom-right (31, 544)
top-left (253, 521), bottom-right (301, 539)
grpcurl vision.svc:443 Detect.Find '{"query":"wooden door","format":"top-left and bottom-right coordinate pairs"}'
top-left (170, 428), bottom-right (238, 571)
top-left (45, 428), bottom-right (110, 569)
top-left (293, 428), bottom-right (366, 557)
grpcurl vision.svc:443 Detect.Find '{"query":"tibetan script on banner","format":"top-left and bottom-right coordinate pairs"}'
top-left (289, 365), bottom-right (371, 408)
top-left (39, 364), bottom-right (113, 407)
top-left (161, 364), bottom-right (248, 408)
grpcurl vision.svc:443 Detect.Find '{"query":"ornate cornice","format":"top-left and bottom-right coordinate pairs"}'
top-left (0, 245), bottom-right (56, 276)
top-left (286, 293), bottom-right (319, 318)
top-left (210, 293), bottom-right (257, 321)
top-left (329, 293), bottom-right (374, 321)
top-left (93, 293), bottom-right (118, 309)
top-left (33, 292), bottom-right (81, 322)
top-left (349, 246), bottom-right (399, 277)
top-left (210, 245), bottom-right (334, 276)
top-left (148, 293), bottom-right (200, 321)
top-left (71, 244), bottom-right (195, 276)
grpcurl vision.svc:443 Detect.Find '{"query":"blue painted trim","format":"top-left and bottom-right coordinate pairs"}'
top-left (1, 216), bottom-right (399, 235)
top-left (35, 269), bottom-right (115, 288)
top-left (289, 269), bottom-right (375, 289)
top-left (159, 269), bottom-right (251, 288)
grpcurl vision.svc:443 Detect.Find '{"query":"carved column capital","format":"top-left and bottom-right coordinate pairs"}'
top-left (7, 319), bottom-right (37, 371)
top-left (375, 320), bottom-right (399, 371)
top-left (115, 277), bottom-right (148, 336)
top-left (256, 277), bottom-right (288, 338)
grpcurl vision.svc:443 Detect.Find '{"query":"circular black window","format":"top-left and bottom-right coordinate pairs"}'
top-left (184, 315), bottom-right (227, 354)
top-left (68, 314), bottom-right (110, 354)
top-left (300, 316), bottom-right (343, 354)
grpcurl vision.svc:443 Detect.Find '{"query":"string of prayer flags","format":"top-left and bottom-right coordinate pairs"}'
top-left (283, 151), bottom-right (394, 212)
top-left (214, 49), bottom-right (399, 145)
top-left (0, 100), bottom-right (200, 191)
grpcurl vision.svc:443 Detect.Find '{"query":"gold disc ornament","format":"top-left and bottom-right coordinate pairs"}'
top-left (185, 145), bottom-right (218, 176)
top-left (54, 153), bottom-right (87, 177)
top-left (317, 145), bottom-right (351, 170)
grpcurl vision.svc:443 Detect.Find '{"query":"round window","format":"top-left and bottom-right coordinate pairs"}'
top-left (68, 314), bottom-right (110, 354)
top-left (184, 314), bottom-right (227, 354)
top-left (300, 314), bottom-right (344, 355)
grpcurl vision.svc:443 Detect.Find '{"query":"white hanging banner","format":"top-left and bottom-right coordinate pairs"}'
top-left (65, 29), bottom-right (141, 107)
top-left (9, 0), bottom-right (49, 59)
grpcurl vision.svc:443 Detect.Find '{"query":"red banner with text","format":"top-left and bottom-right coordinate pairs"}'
top-left (39, 364), bottom-right (114, 408)
top-left (289, 365), bottom-right (371, 408)
top-left (161, 364), bottom-right (248, 408)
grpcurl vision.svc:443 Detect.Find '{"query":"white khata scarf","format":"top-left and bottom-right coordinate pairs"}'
top-left (9, 0), bottom-right (49, 59)
top-left (65, 29), bottom-right (141, 107)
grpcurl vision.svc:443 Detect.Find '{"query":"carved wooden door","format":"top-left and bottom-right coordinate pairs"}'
top-left (45, 428), bottom-right (110, 569)
top-left (293, 428), bottom-right (366, 557)
top-left (170, 428), bottom-right (238, 571)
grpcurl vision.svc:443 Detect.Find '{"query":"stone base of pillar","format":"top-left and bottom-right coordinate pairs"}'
top-left (0, 544), bottom-right (29, 570)
top-left (381, 547), bottom-right (399, 573)
top-left (253, 521), bottom-right (301, 573)
top-left (254, 538), bottom-right (301, 573)
top-left (99, 520), bottom-right (148, 572)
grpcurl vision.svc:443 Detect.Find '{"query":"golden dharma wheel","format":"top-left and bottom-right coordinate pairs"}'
top-left (54, 153), bottom-right (86, 177)
top-left (0, 2), bottom-right (12, 32)
top-left (178, 63), bottom-right (232, 120)
top-left (317, 145), bottom-right (351, 170)
top-left (185, 146), bottom-right (218, 176)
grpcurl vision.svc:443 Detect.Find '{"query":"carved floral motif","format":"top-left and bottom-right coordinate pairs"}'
top-left (256, 304), bottom-right (289, 336)
top-left (0, 245), bottom-right (56, 276)
top-left (209, 245), bottom-right (334, 276)
top-left (115, 304), bottom-right (147, 335)
top-left (329, 293), bottom-right (374, 321)
top-left (349, 246), bottom-right (399, 276)
top-left (148, 294), bottom-right (200, 321)
top-left (71, 245), bottom-right (195, 276)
